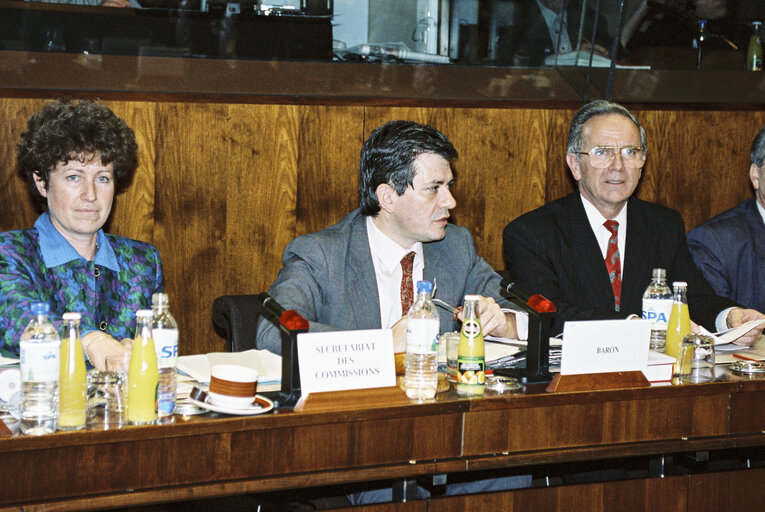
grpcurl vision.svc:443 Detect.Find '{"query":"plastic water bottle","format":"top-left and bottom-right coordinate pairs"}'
top-left (152, 293), bottom-right (178, 421)
top-left (19, 302), bottom-right (61, 435)
top-left (642, 268), bottom-right (673, 353)
top-left (404, 280), bottom-right (439, 400)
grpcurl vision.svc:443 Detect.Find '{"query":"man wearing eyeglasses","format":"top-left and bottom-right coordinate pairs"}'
top-left (502, 100), bottom-right (765, 344)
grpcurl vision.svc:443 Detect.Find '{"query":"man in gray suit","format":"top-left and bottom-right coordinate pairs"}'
top-left (257, 120), bottom-right (522, 355)
top-left (688, 125), bottom-right (765, 312)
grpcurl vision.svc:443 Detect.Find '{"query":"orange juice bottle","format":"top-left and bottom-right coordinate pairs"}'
top-left (666, 282), bottom-right (691, 375)
top-left (456, 295), bottom-right (485, 397)
top-left (58, 312), bottom-right (86, 430)
top-left (127, 310), bottom-right (159, 425)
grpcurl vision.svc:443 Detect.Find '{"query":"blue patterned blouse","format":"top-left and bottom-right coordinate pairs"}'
top-left (0, 213), bottom-right (163, 356)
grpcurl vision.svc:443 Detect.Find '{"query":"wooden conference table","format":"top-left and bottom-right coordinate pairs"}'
top-left (2, 370), bottom-right (765, 512)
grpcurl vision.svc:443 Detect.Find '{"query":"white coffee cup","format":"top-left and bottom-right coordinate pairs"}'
top-left (208, 364), bottom-right (258, 408)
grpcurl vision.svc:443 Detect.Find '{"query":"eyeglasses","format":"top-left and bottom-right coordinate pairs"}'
top-left (576, 146), bottom-right (646, 168)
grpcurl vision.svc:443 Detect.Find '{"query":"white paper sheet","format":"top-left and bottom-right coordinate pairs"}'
top-left (177, 349), bottom-right (281, 386)
top-left (700, 320), bottom-right (765, 346)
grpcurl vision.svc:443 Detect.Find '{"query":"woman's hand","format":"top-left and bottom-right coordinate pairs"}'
top-left (81, 331), bottom-right (131, 371)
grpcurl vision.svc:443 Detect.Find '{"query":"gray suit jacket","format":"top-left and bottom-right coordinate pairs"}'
top-left (256, 209), bottom-right (509, 354)
top-left (688, 198), bottom-right (765, 311)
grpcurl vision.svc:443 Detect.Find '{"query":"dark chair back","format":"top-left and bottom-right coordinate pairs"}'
top-left (212, 295), bottom-right (262, 352)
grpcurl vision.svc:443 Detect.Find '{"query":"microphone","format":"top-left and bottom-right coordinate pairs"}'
top-left (501, 278), bottom-right (557, 314)
top-left (258, 293), bottom-right (310, 331)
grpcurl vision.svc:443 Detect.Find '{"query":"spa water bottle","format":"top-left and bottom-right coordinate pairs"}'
top-left (58, 312), bottom-right (87, 431)
top-left (152, 293), bottom-right (178, 420)
top-left (666, 282), bottom-right (691, 374)
top-left (642, 268), bottom-right (673, 352)
top-left (404, 280), bottom-right (439, 400)
top-left (19, 302), bottom-right (61, 435)
top-left (127, 310), bottom-right (159, 425)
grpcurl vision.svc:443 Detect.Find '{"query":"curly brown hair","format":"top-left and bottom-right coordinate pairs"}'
top-left (17, 98), bottom-right (138, 209)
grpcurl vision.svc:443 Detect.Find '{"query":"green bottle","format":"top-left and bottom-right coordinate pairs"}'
top-left (746, 21), bottom-right (762, 71)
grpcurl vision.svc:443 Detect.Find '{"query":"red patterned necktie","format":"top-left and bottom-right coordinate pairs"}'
top-left (400, 251), bottom-right (416, 316)
top-left (603, 220), bottom-right (622, 311)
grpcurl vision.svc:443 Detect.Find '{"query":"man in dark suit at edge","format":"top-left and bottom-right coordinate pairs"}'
top-left (688, 125), bottom-right (765, 313)
top-left (502, 100), bottom-right (764, 345)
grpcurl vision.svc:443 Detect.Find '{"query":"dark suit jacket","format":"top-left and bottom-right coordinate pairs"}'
top-left (257, 209), bottom-right (510, 354)
top-left (502, 193), bottom-right (738, 335)
top-left (687, 198), bottom-right (765, 312)
top-left (507, 1), bottom-right (614, 66)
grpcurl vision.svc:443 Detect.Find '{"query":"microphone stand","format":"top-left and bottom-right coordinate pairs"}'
top-left (494, 287), bottom-right (554, 385)
top-left (255, 292), bottom-right (307, 409)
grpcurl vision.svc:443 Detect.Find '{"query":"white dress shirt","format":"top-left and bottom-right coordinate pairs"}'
top-left (580, 194), bottom-right (731, 330)
top-left (366, 216), bottom-right (424, 329)
top-left (580, 195), bottom-right (628, 273)
top-left (536, 0), bottom-right (573, 54)
top-left (757, 199), bottom-right (765, 226)
top-left (366, 216), bottom-right (528, 340)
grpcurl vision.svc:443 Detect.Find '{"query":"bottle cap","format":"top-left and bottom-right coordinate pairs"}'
top-left (30, 302), bottom-right (50, 316)
top-left (62, 312), bottom-right (81, 321)
top-left (152, 292), bottom-right (169, 307)
top-left (136, 309), bottom-right (153, 318)
top-left (652, 268), bottom-right (666, 279)
top-left (416, 280), bottom-right (433, 293)
top-left (463, 294), bottom-right (481, 302)
top-left (672, 281), bottom-right (688, 288)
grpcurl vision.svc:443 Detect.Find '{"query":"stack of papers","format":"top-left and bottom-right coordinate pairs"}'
top-left (715, 340), bottom-right (765, 364)
top-left (485, 338), bottom-right (522, 365)
top-left (645, 350), bottom-right (675, 383)
top-left (700, 319), bottom-right (765, 364)
top-left (701, 319), bottom-right (765, 345)
top-left (482, 337), bottom-right (563, 370)
top-left (177, 349), bottom-right (281, 392)
top-left (544, 50), bottom-right (651, 69)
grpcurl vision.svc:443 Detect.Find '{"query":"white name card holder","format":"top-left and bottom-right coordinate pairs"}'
top-left (294, 329), bottom-right (407, 412)
top-left (547, 319), bottom-right (652, 392)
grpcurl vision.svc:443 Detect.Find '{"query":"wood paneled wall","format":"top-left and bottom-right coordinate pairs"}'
top-left (1, 97), bottom-right (762, 355)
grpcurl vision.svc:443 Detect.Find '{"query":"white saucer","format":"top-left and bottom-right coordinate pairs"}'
top-left (189, 394), bottom-right (274, 416)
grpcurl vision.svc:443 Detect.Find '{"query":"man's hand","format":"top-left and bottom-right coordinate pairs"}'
top-left (82, 331), bottom-right (131, 371)
top-left (456, 296), bottom-right (517, 339)
top-left (726, 308), bottom-right (765, 347)
top-left (580, 42), bottom-right (609, 58)
top-left (391, 316), bottom-right (408, 353)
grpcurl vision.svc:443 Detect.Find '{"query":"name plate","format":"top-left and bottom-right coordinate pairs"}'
top-left (297, 329), bottom-right (396, 396)
top-left (561, 319), bottom-right (651, 375)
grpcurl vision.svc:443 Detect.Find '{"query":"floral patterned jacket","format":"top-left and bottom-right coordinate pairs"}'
top-left (0, 215), bottom-right (163, 356)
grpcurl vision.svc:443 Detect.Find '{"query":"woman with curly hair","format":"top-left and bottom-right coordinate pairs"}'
top-left (0, 98), bottom-right (163, 370)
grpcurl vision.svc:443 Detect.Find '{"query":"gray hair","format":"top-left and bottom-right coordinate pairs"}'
top-left (750, 125), bottom-right (765, 168)
top-left (567, 100), bottom-right (647, 156)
